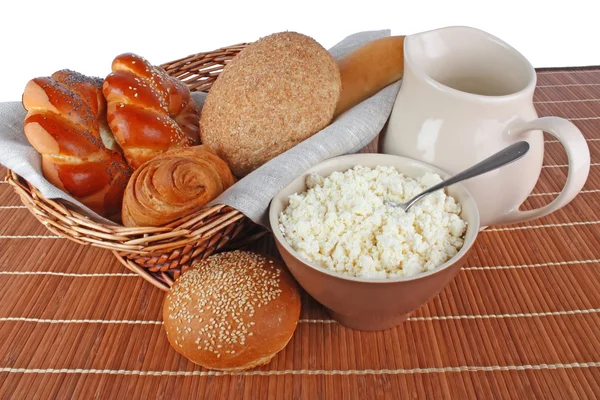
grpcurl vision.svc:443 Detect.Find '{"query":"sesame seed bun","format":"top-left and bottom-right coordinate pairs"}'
top-left (163, 251), bottom-right (301, 371)
top-left (199, 31), bottom-right (341, 177)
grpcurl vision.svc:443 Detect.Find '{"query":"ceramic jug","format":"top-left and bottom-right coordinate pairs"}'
top-left (381, 26), bottom-right (590, 228)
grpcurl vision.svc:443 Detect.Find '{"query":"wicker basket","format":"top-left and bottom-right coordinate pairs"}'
top-left (6, 43), bottom-right (269, 291)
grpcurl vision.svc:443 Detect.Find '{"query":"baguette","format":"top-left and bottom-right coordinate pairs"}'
top-left (334, 36), bottom-right (405, 117)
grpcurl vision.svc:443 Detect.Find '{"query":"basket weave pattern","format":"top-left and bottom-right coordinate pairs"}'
top-left (6, 43), bottom-right (263, 291)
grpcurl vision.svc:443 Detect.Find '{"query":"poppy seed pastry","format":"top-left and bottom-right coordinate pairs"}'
top-left (22, 69), bottom-right (133, 220)
top-left (200, 31), bottom-right (341, 177)
top-left (162, 251), bottom-right (301, 371)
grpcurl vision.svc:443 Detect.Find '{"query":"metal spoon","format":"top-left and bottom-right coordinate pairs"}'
top-left (385, 141), bottom-right (530, 212)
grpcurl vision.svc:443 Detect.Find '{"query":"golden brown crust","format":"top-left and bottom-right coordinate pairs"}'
top-left (334, 36), bottom-right (405, 117)
top-left (103, 53), bottom-right (201, 169)
top-left (22, 70), bottom-right (132, 220)
top-left (163, 251), bottom-right (301, 371)
top-left (200, 31), bottom-right (341, 178)
top-left (121, 145), bottom-right (236, 227)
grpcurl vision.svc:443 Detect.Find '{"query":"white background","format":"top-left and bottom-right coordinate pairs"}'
top-left (1, 0), bottom-right (598, 102)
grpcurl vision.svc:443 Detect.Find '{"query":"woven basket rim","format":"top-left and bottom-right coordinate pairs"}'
top-left (7, 169), bottom-right (250, 250)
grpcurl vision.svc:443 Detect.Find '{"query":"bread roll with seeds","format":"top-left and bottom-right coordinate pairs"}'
top-left (163, 251), bottom-right (301, 371)
top-left (103, 53), bottom-right (201, 169)
top-left (22, 69), bottom-right (132, 221)
top-left (200, 31), bottom-right (341, 177)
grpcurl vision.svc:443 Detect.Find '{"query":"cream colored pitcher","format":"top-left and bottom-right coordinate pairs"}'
top-left (381, 26), bottom-right (591, 228)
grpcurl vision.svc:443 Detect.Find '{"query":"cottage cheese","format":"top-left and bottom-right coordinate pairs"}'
top-left (278, 165), bottom-right (467, 279)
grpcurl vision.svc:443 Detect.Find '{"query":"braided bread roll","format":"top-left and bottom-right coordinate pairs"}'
top-left (103, 53), bottom-right (201, 169)
top-left (22, 69), bottom-right (132, 220)
top-left (122, 145), bottom-right (236, 227)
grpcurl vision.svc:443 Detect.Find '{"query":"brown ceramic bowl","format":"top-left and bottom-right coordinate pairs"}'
top-left (269, 153), bottom-right (480, 331)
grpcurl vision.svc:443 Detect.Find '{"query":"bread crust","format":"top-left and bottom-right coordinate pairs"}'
top-left (200, 32), bottom-right (341, 177)
top-left (163, 251), bottom-right (301, 371)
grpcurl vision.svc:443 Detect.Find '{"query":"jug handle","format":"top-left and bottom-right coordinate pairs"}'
top-left (499, 116), bottom-right (590, 225)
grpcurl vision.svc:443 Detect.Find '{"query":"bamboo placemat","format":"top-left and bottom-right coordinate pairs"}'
top-left (0, 67), bottom-right (599, 399)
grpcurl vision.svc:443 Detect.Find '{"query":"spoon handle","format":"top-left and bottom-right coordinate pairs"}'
top-left (404, 141), bottom-right (531, 210)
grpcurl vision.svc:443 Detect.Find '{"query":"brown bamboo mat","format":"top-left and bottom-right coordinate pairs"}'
top-left (1, 67), bottom-right (599, 399)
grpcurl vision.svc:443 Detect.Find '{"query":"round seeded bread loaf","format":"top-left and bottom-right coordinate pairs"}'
top-left (200, 31), bottom-right (341, 177)
top-left (163, 251), bottom-right (301, 371)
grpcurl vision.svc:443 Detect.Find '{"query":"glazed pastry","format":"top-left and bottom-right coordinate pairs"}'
top-left (22, 69), bottom-right (132, 220)
top-left (121, 145), bottom-right (235, 227)
top-left (103, 53), bottom-right (201, 169)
